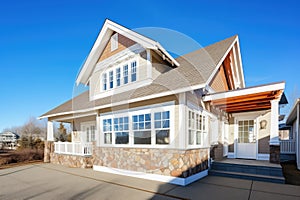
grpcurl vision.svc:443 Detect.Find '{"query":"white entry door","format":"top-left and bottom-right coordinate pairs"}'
top-left (236, 120), bottom-right (256, 159)
top-left (81, 123), bottom-right (96, 143)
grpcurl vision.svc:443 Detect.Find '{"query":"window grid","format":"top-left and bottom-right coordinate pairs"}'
top-left (114, 116), bottom-right (129, 144)
top-left (238, 120), bottom-right (255, 143)
top-left (116, 67), bottom-right (121, 87)
top-left (154, 111), bottom-right (170, 145)
top-left (188, 109), bottom-right (207, 146)
top-left (103, 119), bottom-right (112, 144)
top-left (102, 73), bottom-right (107, 91)
top-left (109, 70), bottom-right (113, 89)
top-left (131, 61), bottom-right (137, 82)
top-left (123, 65), bottom-right (128, 84)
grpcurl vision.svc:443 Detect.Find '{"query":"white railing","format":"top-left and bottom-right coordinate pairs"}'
top-left (54, 142), bottom-right (93, 156)
top-left (280, 140), bottom-right (296, 154)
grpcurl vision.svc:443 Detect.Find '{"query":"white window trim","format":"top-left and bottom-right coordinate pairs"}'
top-left (187, 108), bottom-right (209, 149)
top-left (99, 103), bottom-right (175, 148)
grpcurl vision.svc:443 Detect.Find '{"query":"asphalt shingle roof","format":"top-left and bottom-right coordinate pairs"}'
top-left (40, 35), bottom-right (237, 118)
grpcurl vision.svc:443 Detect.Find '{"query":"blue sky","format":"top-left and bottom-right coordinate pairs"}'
top-left (0, 0), bottom-right (299, 131)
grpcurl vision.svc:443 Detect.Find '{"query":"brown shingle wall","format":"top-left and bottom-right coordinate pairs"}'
top-left (210, 64), bottom-right (229, 92)
top-left (98, 33), bottom-right (136, 62)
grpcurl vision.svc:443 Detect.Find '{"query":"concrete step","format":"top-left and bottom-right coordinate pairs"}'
top-left (210, 162), bottom-right (283, 177)
top-left (209, 169), bottom-right (285, 184)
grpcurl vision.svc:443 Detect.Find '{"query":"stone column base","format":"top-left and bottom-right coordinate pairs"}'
top-left (270, 145), bottom-right (280, 164)
top-left (44, 141), bottom-right (54, 163)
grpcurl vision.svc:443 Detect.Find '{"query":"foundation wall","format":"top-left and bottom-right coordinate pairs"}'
top-left (93, 147), bottom-right (209, 178)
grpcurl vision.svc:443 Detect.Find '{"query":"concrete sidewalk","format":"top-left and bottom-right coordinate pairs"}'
top-left (0, 163), bottom-right (299, 200)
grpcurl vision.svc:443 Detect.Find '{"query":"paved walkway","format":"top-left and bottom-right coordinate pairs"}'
top-left (0, 163), bottom-right (300, 200)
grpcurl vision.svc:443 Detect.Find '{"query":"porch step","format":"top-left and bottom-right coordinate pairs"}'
top-left (209, 169), bottom-right (285, 184)
top-left (209, 160), bottom-right (285, 184)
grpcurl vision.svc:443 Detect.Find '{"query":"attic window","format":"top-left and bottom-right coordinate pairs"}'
top-left (111, 33), bottom-right (118, 51)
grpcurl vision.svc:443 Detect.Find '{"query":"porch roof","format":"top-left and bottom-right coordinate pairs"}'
top-left (203, 82), bottom-right (285, 113)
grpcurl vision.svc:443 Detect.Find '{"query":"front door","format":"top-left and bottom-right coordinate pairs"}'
top-left (236, 120), bottom-right (256, 159)
top-left (81, 123), bottom-right (96, 143)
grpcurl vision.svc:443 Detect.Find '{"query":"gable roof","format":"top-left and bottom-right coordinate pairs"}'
top-left (40, 35), bottom-right (239, 119)
top-left (76, 19), bottom-right (179, 85)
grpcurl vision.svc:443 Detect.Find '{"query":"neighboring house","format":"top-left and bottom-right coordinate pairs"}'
top-left (285, 98), bottom-right (300, 170)
top-left (40, 19), bottom-right (286, 185)
top-left (0, 131), bottom-right (20, 150)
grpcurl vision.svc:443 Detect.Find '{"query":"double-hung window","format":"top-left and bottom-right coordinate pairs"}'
top-left (154, 111), bottom-right (170, 144)
top-left (131, 61), bottom-right (137, 82)
top-left (109, 70), bottom-right (113, 89)
top-left (103, 119), bottom-right (112, 144)
top-left (123, 65), bottom-right (128, 84)
top-left (116, 67), bottom-right (121, 87)
top-left (188, 110), bottom-right (207, 146)
top-left (114, 116), bottom-right (129, 144)
top-left (133, 113), bottom-right (151, 144)
top-left (102, 73), bottom-right (107, 91)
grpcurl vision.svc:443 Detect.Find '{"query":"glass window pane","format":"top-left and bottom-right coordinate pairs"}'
top-left (124, 117), bottom-right (129, 123)
top-left (154, 112), bottom-right (161, 120)
top-left (139, 122), bottom-right (144, 129)
top-left (155, 121), bottom-right (161, 129)
top-left (124, 124), bottom-right (129, 130)
top-left (134, 131), bottom-right (151, 144)
top-left (156, 130), bottom-right (170, 144)
top-left (189, 130), bottom-right (194, 145)
top-left (145, 121), bottom-right (151, 129)
top-left (133, 116), bottom-right (138, 122)
top-left (115, 132), bottom-right (129, 144)
top-left (133, 123), bottom-right (138, 130)
top-left (104, 133), bottom-right (112, 144)
top-left (196, 131), bottom-right (201, 145)
top-left (162, 111), bottom-right (169, 119)
top-left (145, 114), bottom-right (151, 121)
top-left (163, 120), bottom-right (170, 128)
top-left (139, 115), bottom-right (144, 121)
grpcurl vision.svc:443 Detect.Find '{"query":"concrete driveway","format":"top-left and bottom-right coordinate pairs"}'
top-left (0, 163), bottom-right (300, 200)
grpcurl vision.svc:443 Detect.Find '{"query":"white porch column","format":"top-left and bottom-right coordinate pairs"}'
top-left (96, 114), bottom-right (101, 147)
top-left (178, 92), bottom-right (187, 149)
top-left (47, 121), bottom-right (54, 141)
top-left (269, 99), bottom-right (280, 145)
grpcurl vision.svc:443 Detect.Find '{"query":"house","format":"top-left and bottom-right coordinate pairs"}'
top-left (0, 131), bottom-right (20, 150)
top-left (285, 98), bottom-right (300, 169)
top-left (40, 19), bottom-right (286, 185)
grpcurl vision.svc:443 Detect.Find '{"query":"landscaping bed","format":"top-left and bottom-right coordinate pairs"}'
top-left (0, 149), bottom-right (44, 168)
top-left (281, 161), bottom-right (300, 185)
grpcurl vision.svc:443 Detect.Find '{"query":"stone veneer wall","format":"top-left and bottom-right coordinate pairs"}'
top-left (270, 145), bottom-right (280, 164)
top-left (92, 147), bottom-right (209, 178)
top-left (50, 153), bottom-right (93, 168)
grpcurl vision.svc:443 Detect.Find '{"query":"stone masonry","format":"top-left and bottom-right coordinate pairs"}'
top-left (92, 147), bottom-right (209, 178)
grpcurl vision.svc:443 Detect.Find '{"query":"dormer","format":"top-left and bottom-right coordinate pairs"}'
top-left (76, 19), bottom-right (179, 101)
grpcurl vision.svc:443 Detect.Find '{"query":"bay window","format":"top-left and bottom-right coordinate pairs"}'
top-left (100, 104), bottom-right (173, 147)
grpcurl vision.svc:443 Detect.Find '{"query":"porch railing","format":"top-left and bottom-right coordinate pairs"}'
top-left (54, 142), bottom-right (93, 156)
top-left (280, 140), bottom-right (296, 154)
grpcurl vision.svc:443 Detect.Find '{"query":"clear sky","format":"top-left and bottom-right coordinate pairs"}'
top-left (0, 0), bottom-right (299, 131)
